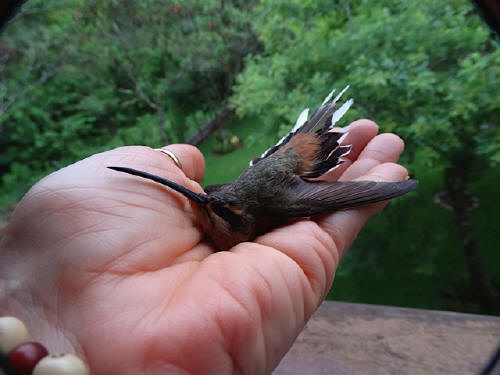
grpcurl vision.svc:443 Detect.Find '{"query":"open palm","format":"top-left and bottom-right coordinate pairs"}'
top-left (0, 120), bottom-right (409, 375)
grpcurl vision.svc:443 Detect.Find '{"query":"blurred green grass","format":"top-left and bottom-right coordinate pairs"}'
top-left (198, 116), bottom-right (272, 186)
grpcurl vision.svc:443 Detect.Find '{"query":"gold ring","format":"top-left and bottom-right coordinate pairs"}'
top-left (155, 148), bottom-right (183, 170)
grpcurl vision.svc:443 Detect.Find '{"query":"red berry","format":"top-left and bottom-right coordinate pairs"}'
top-left (8, 342), bottom-right (48, 375)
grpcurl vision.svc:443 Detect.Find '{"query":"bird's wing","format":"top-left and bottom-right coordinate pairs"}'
top-left (250, 86), bottom-right (353, 166)
top-left (266, 177), bottom-right (418, 217)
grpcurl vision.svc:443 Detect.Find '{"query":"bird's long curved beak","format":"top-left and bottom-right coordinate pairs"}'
top-left (107, 166), bottom-right (208, 205)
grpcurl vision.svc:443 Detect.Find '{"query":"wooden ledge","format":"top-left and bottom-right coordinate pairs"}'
top-left (275, 301), bottom-right (500, 374)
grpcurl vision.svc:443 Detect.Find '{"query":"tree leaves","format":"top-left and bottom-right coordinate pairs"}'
top-left (0, 0), bottom-right (260, 203)
top-left (231, 0), bottom-right (499, 169)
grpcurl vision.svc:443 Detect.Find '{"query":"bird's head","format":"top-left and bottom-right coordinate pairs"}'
top-left (107, 166), bottom-right (250, 250)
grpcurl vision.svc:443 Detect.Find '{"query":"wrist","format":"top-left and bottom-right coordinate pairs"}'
top-left (0, 242), bottom-right (80, 358)
top-left (0, 240), bottom-right (29, 318)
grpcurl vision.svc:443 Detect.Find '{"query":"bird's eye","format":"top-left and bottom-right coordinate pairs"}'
top-left (211, 205), bottom-right (242, 228)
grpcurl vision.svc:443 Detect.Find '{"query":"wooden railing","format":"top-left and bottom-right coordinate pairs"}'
top-left (274, 301), bottom-right (500, 374)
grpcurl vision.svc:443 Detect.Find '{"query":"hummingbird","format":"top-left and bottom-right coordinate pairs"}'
top-left (108, 86), bottom-right (418, 250)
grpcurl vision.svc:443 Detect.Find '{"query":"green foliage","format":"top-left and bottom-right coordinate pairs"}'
top-left (329, 165), bottom-right (500, 313)
top-left (212, 130), bottom-right (240, 154)
top-left (0, 0), bottom-right (260, 203)
top-left (232, 0), bottom-right (499, 168)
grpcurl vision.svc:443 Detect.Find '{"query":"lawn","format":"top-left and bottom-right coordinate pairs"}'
top-left (198, 116), bottom-right (273, 186)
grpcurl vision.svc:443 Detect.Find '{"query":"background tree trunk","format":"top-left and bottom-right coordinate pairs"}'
top-left (444, 166), bottom-right (498, 308)
top-left (186, 106), bottom-right (234, 146)
top-left (157, 106), bottom-right (169, 145)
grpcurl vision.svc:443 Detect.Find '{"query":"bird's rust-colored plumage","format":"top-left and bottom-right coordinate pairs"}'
top-left (108, 87), bottom-right (418, 250)
top-left (281, 133), bottom-right (321, 175)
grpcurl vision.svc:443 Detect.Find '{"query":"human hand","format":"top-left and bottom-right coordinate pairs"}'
top-left (0, 119), bottom-right (408, 374)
